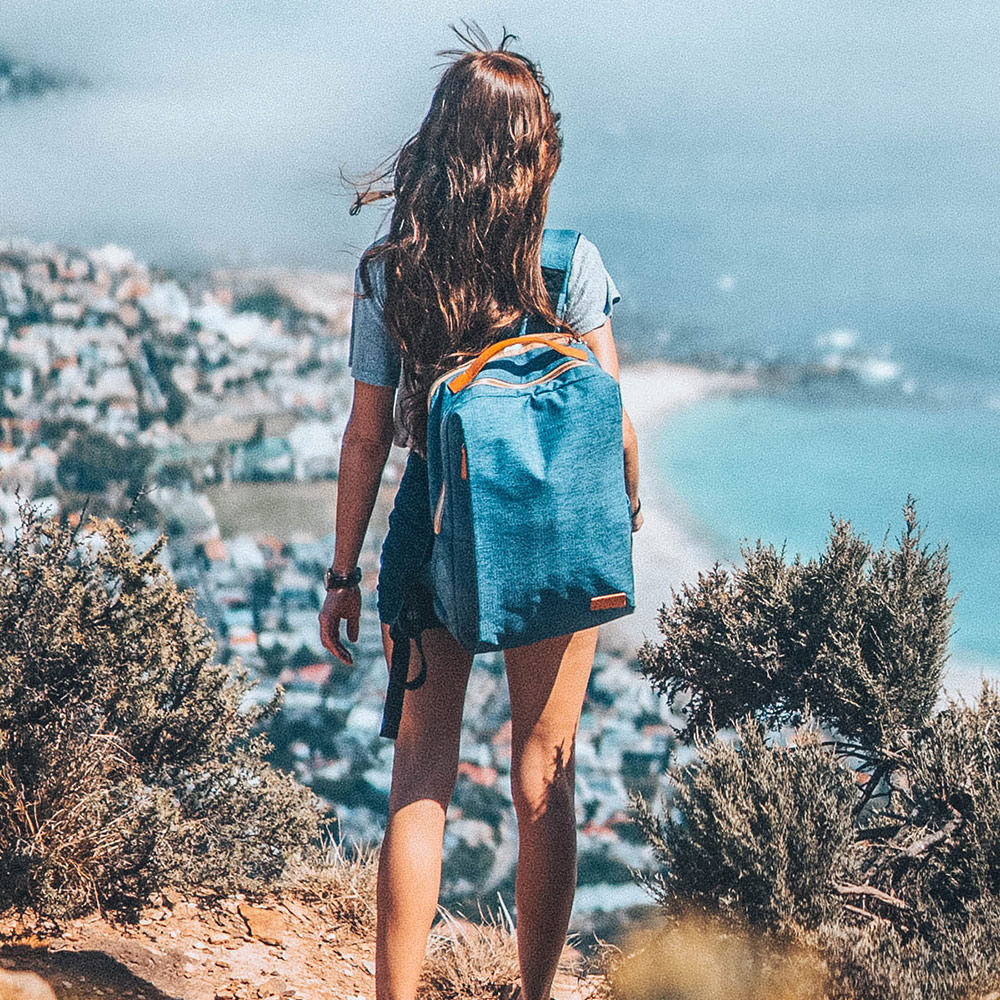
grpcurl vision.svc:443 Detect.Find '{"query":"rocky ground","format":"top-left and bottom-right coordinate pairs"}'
top-left (0, 893), bottom-right (600, 1000)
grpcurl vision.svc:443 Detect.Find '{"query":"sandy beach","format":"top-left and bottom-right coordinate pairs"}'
top-left (599, 362), bottom-right (758, 657)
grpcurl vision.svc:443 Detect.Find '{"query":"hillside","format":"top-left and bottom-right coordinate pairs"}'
top-left (0, 892), bottom-right (598, 1000)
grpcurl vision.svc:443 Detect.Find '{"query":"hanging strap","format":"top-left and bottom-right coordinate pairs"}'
top-left (380, 600), bottom-right (429, 740)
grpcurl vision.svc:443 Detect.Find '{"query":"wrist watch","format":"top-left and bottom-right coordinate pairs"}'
top-left (324, 565), bottom-right (362, 590)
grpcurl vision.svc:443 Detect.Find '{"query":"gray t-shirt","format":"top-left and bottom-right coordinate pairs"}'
top-left (348, 233), bottom-right (621, 390)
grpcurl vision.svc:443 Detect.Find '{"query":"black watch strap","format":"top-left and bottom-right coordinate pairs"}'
top-left (325, 565), bottom-right (362, 590)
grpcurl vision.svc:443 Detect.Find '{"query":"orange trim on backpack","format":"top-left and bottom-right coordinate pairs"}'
top-left (590, 592), bottom-right (628, 611)
top-left (447, 334), bottom-right (587, 393)
top-left (471, 358), bottom-right (588, 391)
top-left (433, 480), bottom-right (446, 534)
top-left (460, 446), bottom-right (468, 480)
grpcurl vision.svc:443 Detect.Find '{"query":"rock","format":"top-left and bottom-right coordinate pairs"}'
top-left (0, 970), bottom-right (57, 1000)
top-left (162, 888), bottom-right (185, 908)
top-left (238, 904), bottom-right (287, 946)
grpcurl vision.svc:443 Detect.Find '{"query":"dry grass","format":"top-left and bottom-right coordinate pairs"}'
top-left (418, 899), bottom-right (522, 1000)
top-left (607, 914), bottom-right (827, 1000)
top-left (283, 837), bottom-right (379, 937)
top-left (571, 939), bottom-right (619, 1000)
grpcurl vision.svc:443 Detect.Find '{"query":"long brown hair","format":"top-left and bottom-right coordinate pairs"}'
top-left (352, 26), bottom-right (567, 451)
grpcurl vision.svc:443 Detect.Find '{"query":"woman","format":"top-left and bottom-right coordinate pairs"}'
top-left (319, 29), bottom-right (640, 1000)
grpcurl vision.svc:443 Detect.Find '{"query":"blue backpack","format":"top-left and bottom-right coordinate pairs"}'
top-left (424, 228), bottom-right (635, 652)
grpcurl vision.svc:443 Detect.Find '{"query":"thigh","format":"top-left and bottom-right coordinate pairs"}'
top-left (504, 627), bottom-right (599, 766)
top-left (382, 623), bottom-right (474, 812)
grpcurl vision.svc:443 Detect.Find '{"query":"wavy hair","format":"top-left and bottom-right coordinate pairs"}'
top-left (352, 26), bottom-right (567, 452)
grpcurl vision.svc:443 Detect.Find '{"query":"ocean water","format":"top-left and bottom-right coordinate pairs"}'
top-left (658, 393), bottom-right (1000, 671)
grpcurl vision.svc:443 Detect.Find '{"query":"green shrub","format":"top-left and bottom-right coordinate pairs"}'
top-left (0, 497), bottom-right (321, 920)
top-left (632, 724), bottom-right (859, 936)
top-left (639, 499), bottom-right (951, 751)
top-left (633, 501), bottom-right (1000, 999)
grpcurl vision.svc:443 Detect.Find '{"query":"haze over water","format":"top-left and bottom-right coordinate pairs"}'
top-left (4, 1), bottom-right (998, 665)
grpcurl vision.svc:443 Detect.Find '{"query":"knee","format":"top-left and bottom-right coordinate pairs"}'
top-left (510, 738), bottom-right (576, 825)
top-left (389, 743), bottom-right (458, 815)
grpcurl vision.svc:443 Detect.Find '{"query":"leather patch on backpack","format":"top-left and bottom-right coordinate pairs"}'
top-left (590, 592), bottom-right (627, 611)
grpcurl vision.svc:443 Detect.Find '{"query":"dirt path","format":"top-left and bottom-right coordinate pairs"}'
top-left (1, 897), bottom-right (598, 1000)
top-left (2, 895), bottom-right (377, 1000)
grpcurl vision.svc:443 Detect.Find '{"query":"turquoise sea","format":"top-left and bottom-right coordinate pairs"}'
top-left (658, 392), bottom-right (1000, 673)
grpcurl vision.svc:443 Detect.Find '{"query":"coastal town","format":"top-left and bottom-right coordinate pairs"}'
top-left (0, 236), bottom-right (678, 920)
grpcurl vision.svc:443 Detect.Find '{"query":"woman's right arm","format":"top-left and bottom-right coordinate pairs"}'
top-left (318, 379), bottom-right (395, 664)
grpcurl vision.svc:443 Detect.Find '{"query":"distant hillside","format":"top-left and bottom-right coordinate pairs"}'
top-left (0, 50), bottom-right (85, 100)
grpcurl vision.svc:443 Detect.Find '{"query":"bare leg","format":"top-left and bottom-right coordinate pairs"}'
top-left (376, 624), bottom-right (474, 1000)
top-left (504, 627), bottom-right (599, 1000)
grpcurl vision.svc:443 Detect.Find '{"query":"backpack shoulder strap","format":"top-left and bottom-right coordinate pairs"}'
top-left (540, 229), bottom-right (582, 320)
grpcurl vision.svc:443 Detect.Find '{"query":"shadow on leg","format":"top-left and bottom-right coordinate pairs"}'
top-left (505, 627), bottom-right (598, 1000)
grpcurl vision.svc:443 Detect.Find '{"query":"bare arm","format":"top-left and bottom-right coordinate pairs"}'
top-left (332, 381), bottom-right (396, 572)
top-left (319, 380), bottom-right (396, 663)
top-left (581, 319), bottom-right (643, 531)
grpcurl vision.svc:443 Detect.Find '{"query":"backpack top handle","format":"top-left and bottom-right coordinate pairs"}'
top-left (447, 334), bottom-right (588, 394)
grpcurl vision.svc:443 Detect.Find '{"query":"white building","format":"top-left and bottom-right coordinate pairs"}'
top-left (140, 281), bottom-right (191, 326)
top-left (0, 269), bottom-right (27, 316)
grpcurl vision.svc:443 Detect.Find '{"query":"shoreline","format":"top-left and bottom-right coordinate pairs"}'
top-left (599, 361), bottom-right (758, 657)
top-left (604, 361), bottom-right (996, 703)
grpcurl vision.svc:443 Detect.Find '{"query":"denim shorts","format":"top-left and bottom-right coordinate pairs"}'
top-left (377, 451), bottom-right (443, 630)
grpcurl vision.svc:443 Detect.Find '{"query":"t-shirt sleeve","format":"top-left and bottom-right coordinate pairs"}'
top-left (348, 256), bottom-right (401, 388)
top-left (563, 235), bottom-right (621, 334)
